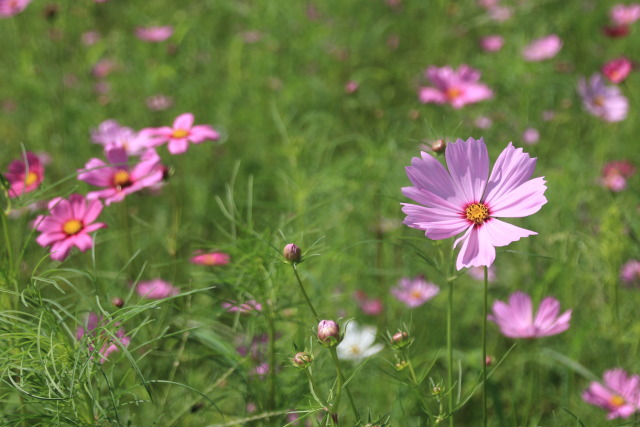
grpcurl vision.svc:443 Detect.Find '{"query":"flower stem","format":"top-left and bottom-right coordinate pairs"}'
top-left (292, 264), bottom-right (320, 322)
top-left (328, 346), bottom-right (360, 425)
top-left (447, 277), bottom-right (454, 427)
top-left (482, 266), bottom-right (488, 427)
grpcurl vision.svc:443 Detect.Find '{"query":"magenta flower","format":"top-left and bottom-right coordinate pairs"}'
top-left (0, 0), bottom-right (31, 17)
top-left (600, 160), bottom-right (635, 192)
top-left (577, 74), bottom-right (629, 122)
top-left (144, 113), bottom-right (220, 155)
top-left (391, 276), bottom-right (440, 308)
top-left (35, 194), bottom-right (107, 261)
top-left (136, 279), bottom-right (179, 299)
top-left (621, 260), bottom-right (640, 287)
top-left (402, 137), bottom-right (547, 270)
top-left (77, 313), bottom-right (131, 363)
top-left (5, 151), bottom-right (44, 198)
top-left (488, 291), bottom-right (571, 339)
top-left (479, 35), bottom-right (504, 52)
top-left (222, 300), bottom-right (262, 313)
top-left (602, 57), bottom-right (633, 84)
top-left (78, 147), bottom-right (164, 205)
top-left (354, 290), bottom-right (384, 315)
top-left (190, 251), bottom-right (230, 266)
top-left (522, 34), bottom-right (562, 62)
top-left (583, 369), bottom-right (640, 419)
top-left (611, 3), bottom-right (640, 26)
top-left (419, 65), bottom-right (493, 109)
top-left (135, 26), bottom-right (173, 42)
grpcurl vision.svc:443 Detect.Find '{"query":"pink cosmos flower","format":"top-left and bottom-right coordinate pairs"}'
top-left (35, 194), bottom-right (107, 261)
top-left (77, 313), bottom-right (131, 363)
top-left (577, 74), bottom-right (629, 122)
top-left (602, 57), bottom-right (633, 84)
top-left (583, 369), bottom-right (640, 419)
top-left (522, 34), bottom-right (562, 62)
top-left (144, 113), bottom-right (220, 155)
top-left (90, 120), bottom-right (159, 156)
top-left (419, 65), bottom-right (493, 109)
top-left (222, 300), bottom-right (262, 313)
top-left (391, 276), bottom-right (440, 308)
top-left (621, 260), bottom-right (640, 287)
top-left (611, 3), bottom-right (640, 26)
top-left (354, 290), bottom-right (384, 315)
top-left (136, 279), bottom-right (179, 299)
top-left (488, 291), bottom-right (571, 338)
top-left (135, 26), bottom-right (173, 42)
top-left (522, 128), bottom-right (540, 145)
top-left (0, 0), bottom-right (31, 17)
top-left (5, 151), bottom-right (44, 198)
top-left (146, 94), bottom-right (174, 111)
top-left (480, 35), bottom-right (504, 52)
top-left (78, 147), bottom-right (164, 205)
top-left (190, 251), bottom-right (230, 266)
top-left (345, 80), bottom-right (359, 94)
top-left (402, 137), bottom-right (547, 270)
top-left (600, 160), bottom-right (635, 191)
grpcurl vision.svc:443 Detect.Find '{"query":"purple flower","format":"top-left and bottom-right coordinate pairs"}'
top-left (620, 260), bottom-right (640, 287)
top-left (577, 74), bottom-right (629, 122)
top-left (391, 276), bottom-right (440, 308)
top-left (480, 35), bottom-right (504, 52)
top-left (402, 137), bottom-right (547, 270)
top-left (76, 313), bottom-right (131, 363)
top-left (136, 279), bottom-right (179, 299)
top-left (522, 128), bottom-right (540, 145)
top-left (583, 369), bottom-right (640, 419)
top-left (611, 4), bottom-right (640, 26)
top-left (419, 65), bottom-right (493, 109)
top-left (522, 35), bottom-right (562, 62)
top-left (488, 291), bottom-right (571, 338)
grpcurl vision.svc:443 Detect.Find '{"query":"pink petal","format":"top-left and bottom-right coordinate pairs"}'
top-left (83, 199), bottom-right (104, 223)
top-left (419, 87), bottom-right (447, 104)
top-left (49, 238), bottom-right (75, 261)
top-left (478, 219), bottom-right (537, 248)
top-left (36, 231), bottom-right (66, 247)
top-left (188, 125), bottom-right (219, 143)
top-left (454, 226), bottom-right (496, 269)
top-left (173, 113), bottom-right (194, 130)
top-left (483, 143), bottom-right (537, 205)
top-left (78, 158), bottom-right (113, 187)
top-left (445, 138), bottom-right (489, 203)
top-left (404, 151), bottom-right (466, 208)
top-left (488, 177), bottom-right (547, 218)
top-left (401, 203), bottom-right (471, 240)
top-left (167, 139), bottom-right (189, 154)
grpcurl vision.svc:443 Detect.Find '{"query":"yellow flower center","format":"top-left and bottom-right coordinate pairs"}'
top-left (63, 219), bottom-right (83, 236)
top-left (446, 87), bottom-right (462, 100)
top-left (593, 95), bottom-right (605, 107)
top-left (25, 171), bottom-right (39, 186)
top-left (112, 170), bottom-right (131, 189)
top-left (349, 345), bottom-right (361, 355)
top-left (172, 129), bottom-right (189, 139)
top-left (465, 203), bottom-right (489, 225)
top-left (609, 395), bottom-right (625, 408)
top-left (411, 289), bottom-right (423, 299)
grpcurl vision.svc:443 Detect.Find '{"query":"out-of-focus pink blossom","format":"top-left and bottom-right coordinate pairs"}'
top-left (468, 265), bottom-right (496, 282)
top-left (240, 30), bottom-right (262, 43)
top-left (474, 116), bottom-right (492, 129)
top-left (611, 3), bottom-right (640, 26)
top-left (600, 160), bottom-right (635, 192)
top-left (146, 94), bottom-right (174, 111)
top-left (583, 369), bottom-right (640, 419)
top-left (190, 251), bottom-right (230, 266)
top-left (522, 128), bottom-right (540, 145)
top-left (602, 57), bottom-right (633, 84)
top-left (391, 276), bottom-right (440, 308)
top-left (419, 65), bottom-right (493, 109)
top-left (135, 26), bottom-right (173, 42)
top-left (488, 6), bottom-right (512, 21)
top-left (222, 300), bottom-right (262, 313)
top-left (143, 113), bottom-right (220, 155)
top-left (92, 58), bottom-right (117, 79)
top-left (542, 110), bottom-right (556, 121)
top-left (0, 0), bottom-right (31, 17)
top-left (621, 260), bottom-right (640, 287)
top-left (5, 151), bottom-right (44, 198)
top-left (136, 279), bottom-right (179, 299)
top-left (522, 35), bottom-right (562, 62)
top-left (77, 313), bottom-right (130, 363)
top-left (478, 0), bottom-right (498, 9)
top-left (577, 74), bottom-right (629, 122)
top-left (82, 31), bottom-right (100, 46)
top-left (353, 290), bottom-right (384, 316)
top-left (345, 80), bottom-right (359, 94)
top-left (480, 35), bottom-right (504, 52)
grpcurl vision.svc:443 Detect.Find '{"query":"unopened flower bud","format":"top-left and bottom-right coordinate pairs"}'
top-left (391, 331), bottom-right (411, 350)
top-left (293, 351), bottom-right (313, 368)
top-left (485, 355), bottom-right (493, 366)
top-left (431, 139), bottom-right (446, 153)
top-left (283, 243), bottom-right (302, 264)
top-left (395, 360), bottom-right (407, 371)
top-left (432, 384), bottom-right (443, 397)
top-left (111, 297), bottom-right (124, 308)
top-left (317, 320), bottom-right (341, 347)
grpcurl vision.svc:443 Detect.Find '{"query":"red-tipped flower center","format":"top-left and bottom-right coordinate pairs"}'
top-left (446, 87), bottom-right (462, 100)
top-left (25, 171), bottom-right (39, 186)
top-left (112, 170), bottom-right (132, 189)
top-left (63, 219), bottom-right (83, 236)
top-left (172, 129), bottom-right (189, 139)
top-left (465, 203), bottom-right (489, 224)
top-left (609, 395), bottom-right (626, 408)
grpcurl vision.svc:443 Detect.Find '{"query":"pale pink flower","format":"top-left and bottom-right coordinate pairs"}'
top-left (611, 3), bottom-right (640, 26)
top-left (468, 265), bottom-right (496, 282)
top-left (91, 58), bottom-right (116, 79)
top-left (577, 74), bottom-right (629, 122)
top-left (144, 112), bottom-right (220, 155)
top-left (35, 194), bottom-right (107, 261)
top-left (391, 276), bottom-right (440, 308)
top-left (475, 116), bottom-right (492, 129)
top-left (136, 279), bottom-right (179, 299)
top-left (135, 26), bottom-right (173, 42)
top-left (488, 6), bottom-right (512, 22)
top-left (402, 137), bottom-right (547, 270)
top-left (583, 369), bottom-right (640, 419)
top-left (419, 65), bottom-right (493, 109)
top-left (82, 31), bottom-right (100, 46)
top-left (91, 120), bottom-right (158, 156)
top-left (480, 35), bottom-right (504, 52)
top-left (146, 94), bottom-right (174, 111)
top-left (5, 151), bottom-right (44, 198)
top-left (602, 57), bottom-right (633, 84)
top-left (222, 300), bottom-right (262, 313)
top-left (190, 251), bottom-right (230, 266)
top-left (0, 0), bottom-right (31, 17)
top-left (345, 80), bottom-right (359, 94)
top-left (522, 35), bottom-right (562, 62)
top-left (76, 313), bottom-right (130, 363)
top-left (488, 291), bottom-right (571, 338)
top-left (353, 290), bottom-right (384, 315)
top-left (621, 260), bottom-right (640, 287)
top-left (78, 147), bottom-right (164, 205)
top-left (600, 160), bottom-right (635, 191)
top-left (522, 128), bottom-right (540, 145)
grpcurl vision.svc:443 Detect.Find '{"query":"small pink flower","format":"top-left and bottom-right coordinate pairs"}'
top-left (135, 26), bottom-right (173, 42)
top-left (468, 265), bottom-right (496, 282)
top-left (522, 34), bottom-right (562, 62)
top-left (621, 260), bottom-right (640, 287)
top-left (480, 35), bottom-right (504, 52)
top-left (146, 94), bottom-right (174, 111)
top-left (5, 151), bottom-right (44, 198)
top-left (522, 128), bottom-right (540, 145)
top-left (92, 58), bottom-right (117, 79)
top-left (190, 251), bottom-right (230, 266)
top-left (353, 290), bottom-right (384, 315)
top-left (0, 0), bottom-right (31, 17)
top-left (419, 65), bottom-right (493, 109)
top-left (391, 276), bottom-right (440, 308)
top-left (77, 313), bottom-right (130, 363)
top-left (144, 112), bottom-right (220, 155)
top-left (78, 147), bottom-right (165, 205)
top-left (583, 369), bottom-right (640, 419)
top-left (474, 116), bottom-right (492, 129)
top-left (253, 362), bottom-right (270, 377)
top-left (488, 6), bottom-right (512, 22)
top-left (222, 300), bottom-right (262, 313)
top-left (91, 120), bottom-right (158, 156)
top-left (136, 279), bottom-right (179, 299)
top-left (602, 57), bottom-right (633, 84)
top-left (82, 31), bottom-right (100, 46)
top-left (35, 194), bottom-right (107, 261)
top-left (345, 80), bottom-right (359, 94)
top-left (600, 160), bottom-right (635, 191)
top-left (577, 74), bottom-right (629, 122)
top-left (611, 3), bottom-right (640, 26)
top-left (488, 291), bottom-right (571, 339)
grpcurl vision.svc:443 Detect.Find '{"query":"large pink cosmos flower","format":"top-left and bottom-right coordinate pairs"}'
top-left (144, 113), bottom-right (220, 155)
top-left (5, 151), bottom-right (44, 198)
top-left (77, 313), bottom-right (131, 364)
top-left (419, 65), bottom-right (493, 109)
top-left (136, 279), bottom-right (179, 299)
top-left (391, 276), bottom-right (440, 308)
top-left (402, 137), bottom-right (547, 270)
top-left (522, 34), bottom-right (562, 62)
top-left (488, 291), bottom-right (571, 338)
top-left (78, 147), bottom-right (164, 205)
top-left (583, 369), bottom-right (640, 419)
top-left (35, 194), bottom-right (107, 261)
top-left (135, 26), bottom-right (173, 42)
top-left (577, 74), bottom-right (629, 122)
top-left (0, 0), bottom-right (31, 17)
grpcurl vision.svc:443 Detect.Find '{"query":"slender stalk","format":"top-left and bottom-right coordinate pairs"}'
top-left (447, 277), bottom-right (454, 427)
top-left (267, 310), bottom-right (277, 411)
top-left (292, 264), bottom-right (320, 322)
top-left (328, 347), bottom-right (360, 425)
top-left (482, 266), bottom-right (488, 427)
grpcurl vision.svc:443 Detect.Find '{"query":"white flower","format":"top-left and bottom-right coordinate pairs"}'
top-left (336, 321), bottom-right (383, 362)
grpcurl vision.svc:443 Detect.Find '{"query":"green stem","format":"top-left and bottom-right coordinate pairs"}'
top-left (328, 347), bottom-right (360, 425)
top-left (268, 309), bottom-right (277, 410)
top-left (482, 266), bottom-right (488, 427)
top-left (447, 277), bottom-right (454, 427)
top-left (292, 264), bottom-right (320, 322)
